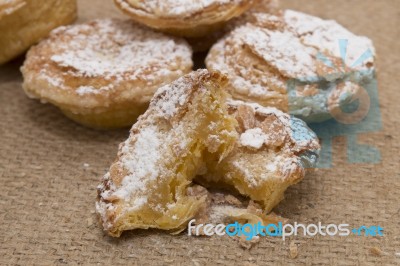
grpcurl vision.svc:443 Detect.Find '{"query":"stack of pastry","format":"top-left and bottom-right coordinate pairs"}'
top-left (14, 0), bottom-right (376, 237)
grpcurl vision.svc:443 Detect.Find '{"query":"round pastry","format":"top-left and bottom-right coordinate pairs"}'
top-left (21, 19), bottom-right (193, 129)
top-left (114, 0), bottom-right (259, 38)
top-left (0, 0), bottom-right (77, 65)
top-left (206, 10), bottom-right (376, 122)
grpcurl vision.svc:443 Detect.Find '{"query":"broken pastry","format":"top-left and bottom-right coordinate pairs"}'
top-left (206, 10), bottom-right (375, 122)
top-left (96, 70), bottom-right (238, 237)
top-left (0, 0), bottom-right (77, 64)
top-left (21, 19), bottom-right (193, 129)
top-left (114, 0), bottom-right (259, 38)
top-left (197, 99), bottom-right (320, 212)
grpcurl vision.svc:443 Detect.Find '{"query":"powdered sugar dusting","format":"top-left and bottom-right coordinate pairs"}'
top-left (151, 81), bottom-right (191, 119)
top-left (109, 125), bottom-right (161, 208)
top-left (38, 19), bottom-right (191, 95)
top-left (284, 10), bottom-right (375, 68)
top-left (241, 25), bottom-right (318, 78)
top-left (150, 70), bottom-right (209, 119)
top-left (76, 85), bottom-right (114, 95)
top-left (50, 19), bottom-right (190, 79)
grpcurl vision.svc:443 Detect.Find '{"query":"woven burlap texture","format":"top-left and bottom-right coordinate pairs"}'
top-left (0, 0), bottom-right (399, 265)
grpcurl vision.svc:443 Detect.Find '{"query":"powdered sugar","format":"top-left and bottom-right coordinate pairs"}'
top-left (240, 128), bottom-right (265, 149)
top-left (50, 19), bottom-right (191, 80)
top-left (241, 25), bottom-right (318, 78)
top-left (111, 125), bottom-right (161, 206)
top-left (151, 80), bottom-right (191, 119)
top-left (284, 10), bottom-right (375, 68)
top-left (76, 85), bottom-right (113, 95)
top-left (150, 70), bottom-right (210, 119)
top-left (34, 19), bottom-right (192, 97)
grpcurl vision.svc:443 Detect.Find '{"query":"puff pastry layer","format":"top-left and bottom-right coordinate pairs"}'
top-left (96, 70), bottom-right (238, 237)
top-left (21, 19), bottom-right (193, 129)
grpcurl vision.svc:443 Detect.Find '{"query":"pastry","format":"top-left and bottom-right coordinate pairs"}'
top-left (186, 0), bottom-right (280, 52)
top-left (114, 0), bottom-right (259, 38)
top-left (96, 70), bottom-right (238, 237)
top-left (21, 19), bottom-right (193, 129)
top-left (198, 99), bottom-right (320, 212)
top-left (206, 10), bottom-right (376, 122)
top-left (0, 0), bottom-right (77, 65)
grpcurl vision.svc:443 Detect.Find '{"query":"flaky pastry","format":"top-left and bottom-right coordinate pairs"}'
top-left (0, 0), bottom-right (77, 64)
top-left (114, 0), bottom-right (259, 38)
top-left (96, 70), bottom-right (238, 237)
top-left (206, 10), bottom-right (376, 122)
top-left (21, 19), bottom-right (193, 129)
top-left (197, 99), bottom-right (320, 212)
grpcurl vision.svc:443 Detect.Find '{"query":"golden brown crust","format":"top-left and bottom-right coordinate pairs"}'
top-left (21, 19), bottom-right (193, 128)
top-left (96, 70), bottom-right (238, 237)
top-left (114, 0), bottom-right (259, 37)
top-left (0, 0), bottom-right (77, 64)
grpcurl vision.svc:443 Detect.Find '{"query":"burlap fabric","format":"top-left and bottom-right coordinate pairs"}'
top-left (0, 0), bottom-right (399, 265)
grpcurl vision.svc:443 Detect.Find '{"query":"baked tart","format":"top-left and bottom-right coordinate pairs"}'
top-left (206, 10), bottom-right (375, 122)
top-left (21, 19), bottom-right (193, 129)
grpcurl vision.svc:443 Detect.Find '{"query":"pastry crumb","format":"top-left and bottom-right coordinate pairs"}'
top-left (289, 241), bottom-right (299, 259)
top-left (370, 246), bottom-right (385, 256)
top-left (237, 235), bottom-right (260, 250)
top-left (87, 217), bottom-right (93, 227)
